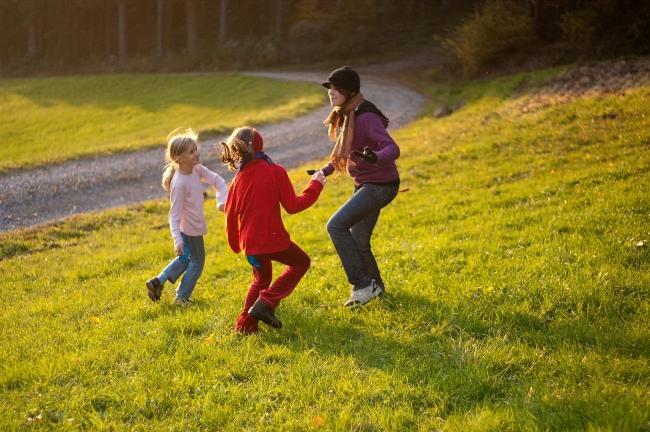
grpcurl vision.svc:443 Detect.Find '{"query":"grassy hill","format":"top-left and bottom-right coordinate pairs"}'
top-left (0, 73), bottom-right (323, 172)
top-left (1, 62), bottom-right (648, 431)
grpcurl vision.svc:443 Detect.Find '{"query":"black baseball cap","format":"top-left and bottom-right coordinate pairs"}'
top-left (321, 66), bottom-right (360, 94)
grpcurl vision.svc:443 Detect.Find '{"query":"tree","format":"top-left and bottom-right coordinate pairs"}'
top-left (219, 0), bottom-right (228, 44)
top-left (186, 0), bottom-right (199, 55)
top-left (117, 0), bottom-right (127, 62)
top-left (15, 0), bottom-right (39, 60)
top-left (274, 0), bottom-right (283, 41)
top-left (157, 0), bottom-right (164, 57)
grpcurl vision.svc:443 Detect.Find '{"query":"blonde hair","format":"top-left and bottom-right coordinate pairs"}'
top-left (219, 126), bottom-right (256, 172)
top-left (162, 128), bottom-right (198, 191)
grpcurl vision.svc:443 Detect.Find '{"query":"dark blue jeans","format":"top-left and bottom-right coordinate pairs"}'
top-left (326, 183), bottom-right (398, 290)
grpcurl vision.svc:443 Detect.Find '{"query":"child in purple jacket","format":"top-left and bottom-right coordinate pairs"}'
top-left (316, 66), bottom-right (400, 308)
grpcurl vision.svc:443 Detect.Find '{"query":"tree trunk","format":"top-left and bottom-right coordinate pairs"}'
top-left (118, 0), bottom-right (127, 62)
top-left (274, 0), bottom-right (283, 41)
top-left (531, 0), bottom-right (551, 39)
top-left (104, 2), bottom-right (111, 57)
top-left (219, 0), bottom-right (227, 44)
top-left (157, 0), bottom-right (164, 57)
top-left (27, 16), bottom-right (37, 59)
top-left (406, 0), bottom-right (416, 21)
top-left (186, 0), bottom-right (199, 55)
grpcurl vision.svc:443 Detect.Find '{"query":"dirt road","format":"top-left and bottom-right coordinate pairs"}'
top-left (0, 72), bottom-right (425, 232)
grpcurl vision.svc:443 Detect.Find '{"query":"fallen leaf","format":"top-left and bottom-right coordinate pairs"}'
top-left (311, 415), bottom-right (326, 428)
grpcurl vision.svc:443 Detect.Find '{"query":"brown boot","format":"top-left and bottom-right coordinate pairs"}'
top-left (248, 299), bottom-right (282, 329)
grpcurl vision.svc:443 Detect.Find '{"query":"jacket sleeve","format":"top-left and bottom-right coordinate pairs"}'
top-left (277, 166), bottom-right (323, 214)
top-left (196, 164), bottom-right (228, 207)
top-left (224, 183), bottom-right (240, 254)
top-left (362, 113), bottom-right (400, 162)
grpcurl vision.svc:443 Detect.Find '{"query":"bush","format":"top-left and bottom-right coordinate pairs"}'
top-left (559, 9), bottom-right (598, 53)
top-left (444, 0), bottom-right (533, 76)
top-left (214, 38), bottom-right (281, 68)
top-left (288, 19), bottom-right (334, 63)
top-left (559, 1), bottom-right (650, 56)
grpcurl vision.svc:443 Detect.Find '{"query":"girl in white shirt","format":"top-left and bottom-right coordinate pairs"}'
top-left (146, 129), bottom-right (228, 305)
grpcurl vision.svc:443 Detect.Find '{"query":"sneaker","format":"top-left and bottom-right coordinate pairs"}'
top-left (174, 298), bottom-right (192, 307)
top-left (344, 280), bottom-right (383, 308)
top-left (146, 278), bottom-right (163, 302)
top-left (248, 299), bottom-right (282, 329)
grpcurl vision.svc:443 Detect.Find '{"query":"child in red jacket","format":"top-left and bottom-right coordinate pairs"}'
top-left (220, 126), bottom-right (327, 333)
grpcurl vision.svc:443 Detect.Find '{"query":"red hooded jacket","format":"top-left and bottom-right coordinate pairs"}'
top-left (225, 159), bottom-right (323, 255)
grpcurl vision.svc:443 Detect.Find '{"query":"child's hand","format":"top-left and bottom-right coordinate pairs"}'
top-left (307, 168), bottom-right (332, 177)
top-left (174, 242), bottom-right (184, 256)
top-left (217, 203), bottom-right (225, 212)
top-left (311, 170), bottom-right (327, 185)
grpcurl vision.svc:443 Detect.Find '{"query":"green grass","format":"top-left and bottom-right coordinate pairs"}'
top-left (1, 64), bottom-right (649, 431)
top-left (0, 73), bottom-right (323, 172)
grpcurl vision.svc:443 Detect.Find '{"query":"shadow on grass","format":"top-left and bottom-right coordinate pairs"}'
top-left (137, 297), bottom-right (215, 322)
top-left (0, 74), bottom-right (315, 112)
top-left (262, 286), bottom-right (646, 414)
top-left (260, 291), bottom-right (526, 418)
top-left (262, 290), bottom-right (434, 364)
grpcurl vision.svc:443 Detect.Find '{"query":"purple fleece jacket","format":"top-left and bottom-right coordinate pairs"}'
top-left (321, 111), bottom-right (400, 186)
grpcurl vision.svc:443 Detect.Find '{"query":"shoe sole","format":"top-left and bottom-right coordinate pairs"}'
top-left (344, 287), bottom-right (384, 308)
top-left (248, 299), bottom-right (283, 329)
top-left (174, 299), bottom-right (192, 306)
top-left (250, 312), bottom-right (282, 329)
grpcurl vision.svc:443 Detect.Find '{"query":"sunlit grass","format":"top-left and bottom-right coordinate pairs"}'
top-left (1, 64), bottom-right (648, 431)
top-left (0, 73), bottom-right (323, 172)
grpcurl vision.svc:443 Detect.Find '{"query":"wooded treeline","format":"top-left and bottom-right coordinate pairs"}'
top-left (1, 0), bottom-right (648, 75)
top-left (0, 0), bottom-right (471, 73)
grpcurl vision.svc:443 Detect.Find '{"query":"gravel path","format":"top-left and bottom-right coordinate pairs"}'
top-left (0, 72), bottom-right (425, 233)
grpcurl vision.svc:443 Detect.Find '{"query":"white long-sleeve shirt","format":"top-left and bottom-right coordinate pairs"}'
top-left (169, 164), bottom-right (228, 247)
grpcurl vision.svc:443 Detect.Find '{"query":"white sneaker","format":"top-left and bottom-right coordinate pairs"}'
top-left (344, 280), bottom-right (382, 308)
top-left (174, 298), bottom-right (191, 307)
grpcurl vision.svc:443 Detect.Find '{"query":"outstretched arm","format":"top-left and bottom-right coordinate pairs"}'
top-left (278, 167), bottom-right (324, 214)
top-left (197, 164), bottom-right (228, 209)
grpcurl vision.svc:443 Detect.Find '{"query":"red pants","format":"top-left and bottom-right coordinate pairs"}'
top-left (235, 242), bottom-right (311, 334)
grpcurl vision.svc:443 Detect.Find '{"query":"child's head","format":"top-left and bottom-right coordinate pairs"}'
top-left (322, 66), bottom-right (360, 106)
top-left (162, 128), bottom-right (199, 191)
top-left (219, 126), bottom-right (263, 171)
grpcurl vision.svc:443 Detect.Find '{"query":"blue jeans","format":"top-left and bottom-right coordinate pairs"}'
top-left (157, 233), bottom-right (205, 300)
top-left (326, 183), bottom-right (398, 290)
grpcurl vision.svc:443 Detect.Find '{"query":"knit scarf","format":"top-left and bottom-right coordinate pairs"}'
top-left (323, 92), bottom-right (365, 172)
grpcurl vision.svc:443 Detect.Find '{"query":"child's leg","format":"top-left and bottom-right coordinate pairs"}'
top-left (157, 255), bottom-right (189, 285)
top-left (157, 234), bottom-right (192, 284)
top-left (258, 242), bottom-right (310, 309)
top-left (349, 208), bottom-right (383, 288)
top-left (175, 235), bottom-right (205, 300)
top-left (235, 256), bottom-right (272, 334)
top-left (326, 184), bottom-right (397, 290)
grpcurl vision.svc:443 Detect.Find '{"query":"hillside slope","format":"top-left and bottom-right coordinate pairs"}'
top-left (1, 59), bottom-right (648, 431)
